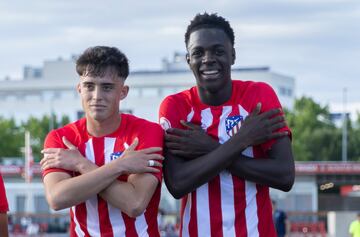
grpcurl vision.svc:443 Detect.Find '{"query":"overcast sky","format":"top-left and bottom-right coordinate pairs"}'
top-left (0, 0), bottom-right (359, 112)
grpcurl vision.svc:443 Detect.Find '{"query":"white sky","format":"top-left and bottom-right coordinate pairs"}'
top-left (0, 0), bottom-right (359, 111)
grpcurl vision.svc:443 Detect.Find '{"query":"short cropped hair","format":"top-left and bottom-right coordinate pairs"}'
top-left (76, 46), bottom-right (129, 80)
top-left (185, 13), bottom-right (235, 47)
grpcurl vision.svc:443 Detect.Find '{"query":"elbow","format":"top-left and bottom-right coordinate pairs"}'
top-left (164, 177), bottom-right (186, 200)
top-left (46, 192), bottom-right (69, 211)
top-left (47, 196), bottom-right (67, 211)
top-left (278, 171), bottom-right (295, 192)
top-left (125, 200), bottom-right (147, 218)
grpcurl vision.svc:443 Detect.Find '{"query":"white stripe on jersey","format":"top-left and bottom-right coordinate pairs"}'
top-left (200, 108), bottom-right (213, 131)
top-left (218, 106), bottom-right (236, 236)
top-left (135, 214), bottom-right (149, 237)
top-left (187, 108), bottom-right (194, 122)
top-left (196, 183), bottom-right (211, 236)
top-left (72, 206), bottom-right (85, 237)
top-left (238, 105), bottom-right (260, 236)
top-left (182, 195), bottom-right (191, 237)
top-left (220, 172), bottom-right (236, 236)
top-left (104, 138), bottom-right (126, 237)
top-left (84, 139), bottom-right (100, 236)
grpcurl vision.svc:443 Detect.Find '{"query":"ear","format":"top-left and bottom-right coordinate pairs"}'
top-left (231, 48), bottom-right (236, 65)
top-left (76, 83), bottom-right (81, 94)
top-left (186, 53), bottom-right (190, 65)
top-left (120, 85), bottom-right (129, 100)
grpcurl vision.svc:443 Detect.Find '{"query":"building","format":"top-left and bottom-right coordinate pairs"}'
top-left (0, 54), bottom-right (295, 123)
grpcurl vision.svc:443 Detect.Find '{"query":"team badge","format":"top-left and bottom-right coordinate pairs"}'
top-left (110, 151), bottom-right (123, 161)
top-left (225, 115), bottom-right (243, 137)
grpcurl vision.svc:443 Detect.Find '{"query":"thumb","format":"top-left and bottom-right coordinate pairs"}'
top-left (62, 136), bottom-right (77, 150)
top-left (127, 137), bottom-right (139, 151)
top-left (251, 102), bottom-right (262, 116)
top-left (180, 120), bottom-right (202, 130)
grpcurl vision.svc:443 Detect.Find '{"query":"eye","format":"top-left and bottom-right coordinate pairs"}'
top-left (215, 48), bottom-right (225, 56)
top-left (102, 84), bottom-right (114, 92)
top-left (191, 50), bottom-right (202, 57)
top-left (83, 83), bottom-right (94, 90)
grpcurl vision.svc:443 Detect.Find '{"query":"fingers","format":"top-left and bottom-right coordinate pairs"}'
top-left (138, 147), bottom-right (163, 154)
top-left (127, 137), bottom-right (139, 151)
top-left (250, 102), bottom-right (262, 116)
top-left (41, 148), bottom-right (60, 154)
top-left (259, 108), bottom-right (282, 119)
top-left (268, 131), bottom-right (289, 139)
top-left (165, 134), bottom-right (183, 143)
top-left (180, 120), bottom-right (202, 130)
top-left (166, 128), bottom-right (189, 137)
top-left (62, 136), bottom-right (77, 150)
top-left (269, 121), bottom-right (287, 132)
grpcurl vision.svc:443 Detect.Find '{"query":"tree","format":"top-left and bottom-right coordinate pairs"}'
top-left (285, 96), bottom-right (341, 161)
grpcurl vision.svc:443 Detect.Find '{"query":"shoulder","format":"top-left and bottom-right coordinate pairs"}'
top-left (124, 114), bottom-right (163, 133)
top-left (45, 118), bottom-right (85, 148)
top-left (233, 80), bottom-right (275, 94)
top-left (161, 88), bottom-right (193, 107)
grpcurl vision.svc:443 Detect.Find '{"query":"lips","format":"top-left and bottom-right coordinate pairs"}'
top-left (200, 69), bottom-right (221, 80)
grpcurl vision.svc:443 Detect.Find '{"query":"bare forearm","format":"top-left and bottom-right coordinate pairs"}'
top-left (164, 139), bottom-right (247, 199)
top-left (228, 137), bottom-right (295, 191)
top-left (76, 160), bottom-right (155, 216)
top-left (228, 155), bottom-right (293, 191)
top-left (45, 164), bottom-right (121, 210)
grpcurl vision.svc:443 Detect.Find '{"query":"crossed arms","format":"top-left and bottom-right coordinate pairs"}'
top-left (41, 137), bottom-right (163, 218)
top-left (162, 103), bottom-right (295, 199)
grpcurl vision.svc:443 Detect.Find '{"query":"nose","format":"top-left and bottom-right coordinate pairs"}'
top-left (202, 51), bottom-right (215, 64)
top-left (92, 85), bottom-right (103, 101)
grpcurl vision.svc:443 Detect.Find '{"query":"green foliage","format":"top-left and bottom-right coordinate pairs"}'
top-left (286, 96), bottom-right (359, 161)
top-left (0, 115), bottom-right (71, 162)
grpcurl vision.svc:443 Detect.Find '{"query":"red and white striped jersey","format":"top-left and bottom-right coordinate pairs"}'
top-left (0, 174), bottom-right (8, 213)
top-left (159, 80), bottom-right (291, 237)
top-left (43, 113), bottom-right (163, 237)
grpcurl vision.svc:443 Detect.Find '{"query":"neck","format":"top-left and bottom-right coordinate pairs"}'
top-left (198, 80), bottom-right (232, 106)
top-left (86, 114), bottom-right (121, 137)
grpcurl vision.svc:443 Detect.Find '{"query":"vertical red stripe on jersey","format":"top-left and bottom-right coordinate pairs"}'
top-left (144, 187), bottom-right (161, 237)
top-left (123, 214), bottom-right (138, 237)
top-left (188, 192), bottom-right (198, 237)
top-left (75, 203), bottom-right (91, 237)
top-left (233, 177), bottom-right (247, 237)
top-left (93, 137), bottom-right (114, 236)
top-left (208, 176), bottom-right (223, 237)
top-left (179, 196), bottom-right (187, 237)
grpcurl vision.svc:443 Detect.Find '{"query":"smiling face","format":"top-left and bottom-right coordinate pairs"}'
top-left (186, 28), bottom-right (235, 104)
top-left (77, 67), bottom-right (129, 124)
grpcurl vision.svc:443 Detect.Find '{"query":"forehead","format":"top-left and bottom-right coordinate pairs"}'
top-left (187, 28), bottom-right (231, 50)
top-left (80, 69), bottom-right (124, 84)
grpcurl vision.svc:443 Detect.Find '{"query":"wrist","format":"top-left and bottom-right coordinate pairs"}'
top-left (76, 158), bottom-right (97, 174)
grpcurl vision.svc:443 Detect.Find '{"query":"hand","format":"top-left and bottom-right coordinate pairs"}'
top-left (40, 136), bottom-right (86, 172)
top-left (115, 138), bottom-right (164, 174)
top-left (165, 121), bottom-right (220, 159)
top-left (235, 103), bottom-right (288, 147)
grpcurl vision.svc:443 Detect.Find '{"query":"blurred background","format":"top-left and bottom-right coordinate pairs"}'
top-left (0, 1), bottom-right (359, 236)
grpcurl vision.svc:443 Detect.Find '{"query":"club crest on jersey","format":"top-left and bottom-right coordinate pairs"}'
top-left (225, 115), bottom-right (243, 137)
top-left (110, 151), bottom-right (123, 161)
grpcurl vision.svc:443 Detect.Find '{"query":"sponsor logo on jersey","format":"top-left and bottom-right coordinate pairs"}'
top-left (110, 151), bottom-right (123, 160)
top-left (225, 115), bottom-right (243, 137)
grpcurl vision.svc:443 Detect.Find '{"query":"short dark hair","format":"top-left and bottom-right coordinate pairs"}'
top-left (184, 13), bottom-right (235, 47)
top-left (76, 46), bottom-right (129, 80)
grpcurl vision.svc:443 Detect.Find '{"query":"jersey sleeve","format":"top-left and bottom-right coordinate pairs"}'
top-left (42, 129), bottom-right (73, 177)
top-left (0, 175), bottom-right (8, 213)
top-left (159, 95), bottom-right (183, 130)
top-left (136, 122), bottom-right (164, 182)
top-left (255, 82), bottom-right (292, 152)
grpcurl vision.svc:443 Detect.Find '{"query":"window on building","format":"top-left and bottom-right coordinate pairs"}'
top-left (16, 195), bottom-right (26, 213)
top-left (34, 195), bottom-right (50, 213)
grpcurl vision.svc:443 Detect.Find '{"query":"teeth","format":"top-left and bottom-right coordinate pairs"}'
top-left (202, 70), bottom-right (218, 75)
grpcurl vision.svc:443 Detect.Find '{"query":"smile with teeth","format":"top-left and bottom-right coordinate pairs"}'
top-left (202, 70), bottom-right (219, 75)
